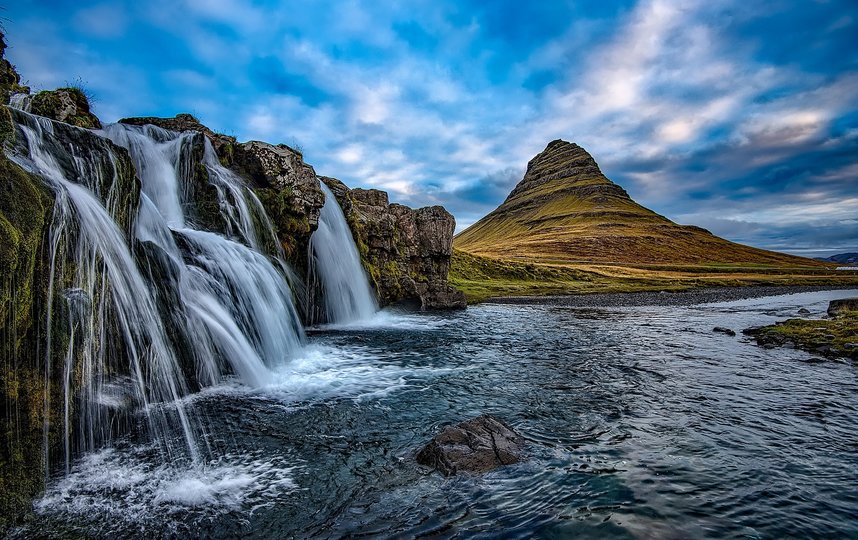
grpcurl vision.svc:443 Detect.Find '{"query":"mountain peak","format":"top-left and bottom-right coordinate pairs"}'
top-left (455, 140), bottom-right (816, 267)
top-left (507, 140), bottom-right (616, 204)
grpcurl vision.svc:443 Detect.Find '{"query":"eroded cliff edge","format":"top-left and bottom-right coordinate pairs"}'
top-left (118, 113), bottom-right (465, 311)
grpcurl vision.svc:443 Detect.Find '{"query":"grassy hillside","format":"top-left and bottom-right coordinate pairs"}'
top-left (455, 140), bottom-right (821, 267)
top-left (450, 250), bottom-right (858, 303)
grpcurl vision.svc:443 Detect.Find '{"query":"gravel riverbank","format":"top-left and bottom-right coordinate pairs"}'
top-left (483, 285), bottom-right (858, 307)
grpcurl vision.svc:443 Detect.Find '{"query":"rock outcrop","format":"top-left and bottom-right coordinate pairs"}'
top-left (0, 32), bottom-right (29, 104)
top-left (322, 177), bottom-right (466, 310)
top-left (119, 115), bottom-right (465, 310)
top-left (30, 88), bottom-right (102, 129)
top-left (828, 298), bottom-right (858, 317)
top-left (416, 415), bottom-right (524, 475)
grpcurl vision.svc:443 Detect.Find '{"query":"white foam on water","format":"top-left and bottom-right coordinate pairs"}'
top-left (314, 309), bottom-right (453, 332)
top-left (35, 446), bottom-right (297, 527)
top-left (172, 342), bottom-right (456, 409)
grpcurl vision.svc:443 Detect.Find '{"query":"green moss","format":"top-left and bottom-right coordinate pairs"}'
top-left (0, 106), bottom-right (14, 145)
top-left (218, 142), bottom-right (235, 167)
top-left (30, 88), bottom-right (101, 129)
top-left (755, 312), bottom-right (858, 360)
top-left (254, 187), bottom-right (311, 263)
top-left (0, 154), bottom-right (54, 531)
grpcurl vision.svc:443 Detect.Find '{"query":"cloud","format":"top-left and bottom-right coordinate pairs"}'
top-left (3, 0), bottom-right (856, 251)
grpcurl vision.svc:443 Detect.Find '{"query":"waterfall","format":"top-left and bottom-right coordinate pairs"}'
top-left (9, 92), bottom-right (32, 112)
top-left (6, 109), bottom-right (306, 474)
top-left (309, 182), bottom-right (378, 323)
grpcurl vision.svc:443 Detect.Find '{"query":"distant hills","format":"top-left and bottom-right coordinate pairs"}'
top-left (454, 140), bottom-right (820, 267)
top-left (817, 253), bottom-right (858, 264)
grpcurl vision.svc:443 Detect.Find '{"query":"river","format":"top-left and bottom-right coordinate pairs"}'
top-left (12, 289), bottom-right (858, 539)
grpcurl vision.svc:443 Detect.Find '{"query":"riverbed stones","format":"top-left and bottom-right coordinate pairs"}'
top-left (828, 298), bottom-right (858, 317)
top-left (416, 415), bottom-right (524, 475)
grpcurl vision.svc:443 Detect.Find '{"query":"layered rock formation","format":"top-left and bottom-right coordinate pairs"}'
top-left (456, 139), bottom-right (821, 266)
top-left (322, 177), bottom-right (465, 309)
top-left (120, 114), bottom-right (464, 310)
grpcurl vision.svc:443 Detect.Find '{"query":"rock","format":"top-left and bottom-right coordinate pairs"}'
top-left (322, 177), bottom-right (466, 310)
top-left (416, 415), bottom-right (524, 476)
top-left (30, 88), bottom-right (101, 129)
top-left (798, 308), bottom-right (811, 315)
top-left (827, 298), bottom-right (858, 317)
top-left (232, 141), bottom-right (324, 226)
top-left (0, 31), bottom-right (29, 103)
top-left (120, 115), bottom-right (326, 263)
top-left (713, 326), bottom-right (736, 336)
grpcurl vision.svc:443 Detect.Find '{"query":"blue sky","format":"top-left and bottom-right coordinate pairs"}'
top-left (4, 0), bottom-right (857, 256)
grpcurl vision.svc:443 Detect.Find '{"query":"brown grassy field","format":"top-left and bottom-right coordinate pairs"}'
top-left (448, 139), bottom-right (855, 302)
top-left (449, 249), bottom-right (858, 304)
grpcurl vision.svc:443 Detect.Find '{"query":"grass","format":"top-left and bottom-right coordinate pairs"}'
top-left (449, 249), bottom-right (858, 304)
top-left (751, 311), bottom-right (858, 360)
top-left (454, 141), bottom-right (822, 268)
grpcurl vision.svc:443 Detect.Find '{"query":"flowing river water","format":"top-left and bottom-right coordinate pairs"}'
top-left (11, 288), bottom-right (858, 539)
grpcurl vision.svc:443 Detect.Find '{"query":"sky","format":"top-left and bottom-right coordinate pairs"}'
top-left (3, 0), bottom-right (857, 256)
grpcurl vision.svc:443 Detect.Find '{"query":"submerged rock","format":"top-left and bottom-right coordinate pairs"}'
top-left (416, 415), bottom-right (524, 475)
top-left (828, 298), bottom-right (858, 317)
top-left (798, 308), bottom-right (811, 315)
top-left (713, 326), bottom-right (736, 336)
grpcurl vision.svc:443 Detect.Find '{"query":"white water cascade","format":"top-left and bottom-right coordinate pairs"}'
top-left (6, 108), bottom-right (306, 473)
top-left (308, 182), bottom-right (378, 323)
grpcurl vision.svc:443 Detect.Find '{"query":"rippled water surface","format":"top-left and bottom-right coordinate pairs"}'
top-left (14, 289), bottom-right (858, 539)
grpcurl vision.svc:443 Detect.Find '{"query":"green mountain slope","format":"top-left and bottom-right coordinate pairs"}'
top-left (455, 140), bottom-right (820, 267)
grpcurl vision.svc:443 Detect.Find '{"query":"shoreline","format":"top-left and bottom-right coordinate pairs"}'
top-left (481, 285), bottom-right (858, 308)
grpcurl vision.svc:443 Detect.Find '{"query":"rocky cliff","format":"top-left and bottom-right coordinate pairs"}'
top-left (322, 177), bottom-right (465, 309)
top-left (119, 114), bottom-right (464, 311)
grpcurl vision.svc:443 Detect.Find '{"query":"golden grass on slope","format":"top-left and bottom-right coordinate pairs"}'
top-left (449, 249), bottom-right (858, 304)
top-left (454, 140), bottom-right (823, 268)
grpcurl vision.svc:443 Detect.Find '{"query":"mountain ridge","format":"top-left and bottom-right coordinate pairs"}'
top-left (455, 140), bottom-right (820, 267)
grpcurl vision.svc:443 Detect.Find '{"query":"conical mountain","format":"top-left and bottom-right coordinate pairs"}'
top-left (455, 140), bottom-right (817, 266)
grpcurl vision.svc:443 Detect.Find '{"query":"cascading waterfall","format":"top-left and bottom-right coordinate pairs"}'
top-left (308, 182), bottom-right (378, 323)
top-left (6, 107), bottom-right (307, 476)
top-left (9, 92), bottom-right (31, 112)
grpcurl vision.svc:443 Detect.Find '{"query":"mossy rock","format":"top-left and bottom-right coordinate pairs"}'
top-left (30, 88), bottom-right (101, 129)
top-left (0, 153), bottom-right (55, 532)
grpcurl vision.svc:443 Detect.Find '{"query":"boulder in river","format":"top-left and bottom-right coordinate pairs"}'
top-left (828, 298), bottom-right (858, 317)
top-left (416, 415), bottom-right (524, 476)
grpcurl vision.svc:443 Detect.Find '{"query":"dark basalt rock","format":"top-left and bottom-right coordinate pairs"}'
top-left (828, 298), bottom-right (858, 317)
top-left (713, 326), bottom-right (736, 336)
top-left (322, 177), bottom-right (466, 310)
top-left (416, 415), bottom-right (524, 476)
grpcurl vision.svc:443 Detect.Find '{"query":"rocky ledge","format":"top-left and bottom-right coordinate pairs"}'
top-left (323, 177), bottom-right (466, 310)
top-left (744, 300), bottom-right (858, 360)
top-left (118, 115), bottom-right (465, 311)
